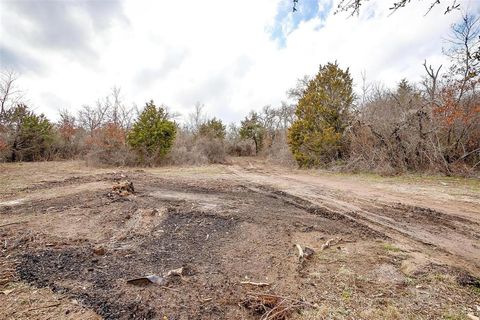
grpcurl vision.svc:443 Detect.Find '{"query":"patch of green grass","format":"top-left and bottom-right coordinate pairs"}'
top-left (428, 273), bottom-right (454, 284)
top-left (355, 274), bottom-right (368, 282)
top-left (335, 307), bottom-right (351, 316)
top-left (404, 276), bottom-right (416, 286)
top-left (442, 310), bottom-right (468, 320)
top-left (472, 286), bottom-right (480, 295)
top-left (338, 266), bottom-right (353, 276)
top-left (341, 288), bottom-right (352, 302)
top-left (382, 243), bottom-right (402, 252)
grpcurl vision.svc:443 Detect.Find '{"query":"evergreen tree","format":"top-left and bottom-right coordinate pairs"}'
top-left (127, 100), bottom-right (176, 162)
top-left (288, 62), bottom-right (354, 167)
top-left (4, 104), bottom-right (54, 161)
top-left (198, 117), bottom-right (226, 139)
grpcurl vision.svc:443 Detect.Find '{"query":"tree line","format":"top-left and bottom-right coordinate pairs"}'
top-left (0, 13), bottom-right (478, 175)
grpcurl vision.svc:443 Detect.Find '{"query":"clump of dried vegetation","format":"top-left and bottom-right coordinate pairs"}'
top-left (241, 292), bottom-right (316, 320)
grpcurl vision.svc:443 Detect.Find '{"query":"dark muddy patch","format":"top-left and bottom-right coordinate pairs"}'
top-left (16, 210), bottom-right (239, 319)
top-left (388, 203), bottom-right (479, 226)
top-left (383, 203), bottom-right (480, 239)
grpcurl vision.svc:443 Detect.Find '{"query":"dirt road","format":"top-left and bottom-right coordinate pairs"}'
top-left (0, 159), bottom-right (479, 319)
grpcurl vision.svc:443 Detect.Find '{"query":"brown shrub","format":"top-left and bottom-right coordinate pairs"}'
top-left (226, 140), bottom-right (255, 156)
top-left (0, 130), bottom-right (8, 161)
top-left (263, 132), bottom-right (296, 167)
top-left (165, 132), bottom-right (227, 165)
top-left (84, 123), bottom-right (134, 166)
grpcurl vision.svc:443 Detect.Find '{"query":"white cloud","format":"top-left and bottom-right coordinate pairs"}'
top-left (0, 0), bottom-right (478, 123)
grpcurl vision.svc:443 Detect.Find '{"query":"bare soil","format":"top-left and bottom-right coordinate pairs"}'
top-left (0, 159), bottom-right (479, 319)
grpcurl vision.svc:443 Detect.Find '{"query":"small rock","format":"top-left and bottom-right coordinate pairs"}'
top-left (93, 247), bottom-right (106, 256)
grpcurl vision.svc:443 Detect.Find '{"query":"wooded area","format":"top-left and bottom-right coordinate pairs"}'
top-left (1, 13), bottom-right (479, 176)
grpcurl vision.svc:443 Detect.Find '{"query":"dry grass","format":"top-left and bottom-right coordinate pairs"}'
top-left (0, 282), bottom-right (100, 320)
top-left (0, 161), bottom-right (113, 198)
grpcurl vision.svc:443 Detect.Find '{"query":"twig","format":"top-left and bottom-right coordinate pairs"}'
top-left (321, 237), bottom-right (342, 250)
top-left (295, 244), bottom-right (304, 260)
top-left (240, 281), bottom-right (270, 287)
top-left (15, 303), bottom-right (61, 314)
top-left (0, 221), bottom-right (26, 228)
top-left (261, 298), bottom-right (287, 320)
top-left (265, 303), bottom-right (296, 320)
top-left (246, 292), bottom-right (317, 307)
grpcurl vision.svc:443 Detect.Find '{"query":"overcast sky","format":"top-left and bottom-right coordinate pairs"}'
top-left (1, 0), bottom-right (479, 123)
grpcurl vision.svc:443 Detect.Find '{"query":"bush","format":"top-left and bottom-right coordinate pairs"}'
top-left (127, 100), bottom-right (176, 165)
top-left (264, 132), bottom-right (296, 166)
top-left (167, 131), bottom-right (226, 165)
top-left (54, 111), bottom-right (84, 159)
top-left (198, 118), bottom-right (226, 139)
top-left (193, 137), bottom-right (226, 164)
top-left (85, 123), bottom-right (133, 166)
top-left (1, 104), bottom-right (55, 162)
top-left (226, 140), bottom-right (255, 156)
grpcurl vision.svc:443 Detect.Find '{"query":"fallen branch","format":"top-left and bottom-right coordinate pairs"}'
top-left (240, 281), bottom-right (271, 287)
top-left (295, 244), bottom-right (304, 261)
top-left (241, 292), bottom-right (317, 320)
top-left (295, 244), bottom-right (315, 262)
top-left (321, 237), bottom-right (342, 251)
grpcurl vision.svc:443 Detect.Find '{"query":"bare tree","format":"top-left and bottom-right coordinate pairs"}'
top-left (107, 86), bottom-right (135, 130)
top-left (444, 13), bottom-right (480, 103)
top-left (77, 102), bottom-right (110, 136)
top-left (77, 86), bottom-right (139, 135)
top-left (187, 102), bottom-right (207, 134)
top-left (422, 60), bottom-right (442, 104)
top-left (0, 71), bottom-right (23, 120)
top-left (333, 0), bottom-right (460, 15)
top-left (358, 70), bottom-right (373, 109)
top-left (287, 75), bottom-right (310, 102)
